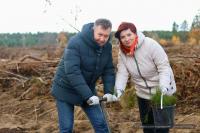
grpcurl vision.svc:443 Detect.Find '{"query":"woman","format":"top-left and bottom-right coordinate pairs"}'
top-left (114, 22), bottom-right (176, 133)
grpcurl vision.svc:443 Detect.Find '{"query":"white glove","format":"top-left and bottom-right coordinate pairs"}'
top-left (103, 93), bottom-right (118, 102)
top-left (87, 96), bottom-right (99, 105)
top-left (116, 90), bottom-right (123, 99)
top-left (161, 87), bottom-right (174, 96)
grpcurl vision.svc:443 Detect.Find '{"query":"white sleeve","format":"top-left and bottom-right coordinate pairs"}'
top-left (115, 52), bottom-right (129, 92)
top-left (151, 42), bottom-right (176, 93)
top-left (169, 67), bottom-right (176, 94)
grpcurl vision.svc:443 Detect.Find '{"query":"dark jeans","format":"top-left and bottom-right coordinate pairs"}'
top-left (137, 97), bottom-right (169, 133)
top-left (56, 99), bottom-right (109, 133)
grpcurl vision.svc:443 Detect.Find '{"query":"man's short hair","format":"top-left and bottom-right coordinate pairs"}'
top-left (94, 18), bottom-right (112, 29)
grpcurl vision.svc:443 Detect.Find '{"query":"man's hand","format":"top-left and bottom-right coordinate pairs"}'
top-left (103, 93), bottom-right (118, 102)
top-left (87, 96), bottom-right (99, 105)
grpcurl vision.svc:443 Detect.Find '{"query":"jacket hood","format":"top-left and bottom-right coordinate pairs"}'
top-left (80, 23), bottom-right (111, 50)
top-left (136, 31), bottom-right (145, 50)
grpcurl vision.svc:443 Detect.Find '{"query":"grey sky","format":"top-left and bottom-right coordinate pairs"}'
top-left (0, 0), bottom-right (199, 33)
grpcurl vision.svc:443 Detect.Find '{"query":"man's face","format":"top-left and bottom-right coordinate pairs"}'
top-left (93, 25), bottom-right (111, 46)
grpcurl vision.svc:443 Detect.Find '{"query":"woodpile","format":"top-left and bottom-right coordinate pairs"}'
top-left (0, 55), bottom-right (59, 100)
top-left (166, 45), bottom-right (200, 108)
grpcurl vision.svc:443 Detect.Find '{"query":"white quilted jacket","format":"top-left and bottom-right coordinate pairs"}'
top-left (115, 32), bottom-right (176, 99)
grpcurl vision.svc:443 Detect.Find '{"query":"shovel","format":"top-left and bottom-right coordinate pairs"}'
top-left (99, 97), bottom-right (111, 133)
top-left (87, 97), bottom-right (111, 133)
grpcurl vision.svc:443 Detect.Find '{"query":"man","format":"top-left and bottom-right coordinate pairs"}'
top-left (51, 18), bottom-right (117, 133)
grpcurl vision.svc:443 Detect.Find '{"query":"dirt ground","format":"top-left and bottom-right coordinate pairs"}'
top-left (0, 44), bottom-right (200, 133)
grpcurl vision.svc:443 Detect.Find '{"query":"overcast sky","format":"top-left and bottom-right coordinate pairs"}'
top-left (0, 0), bottom-right (199, 33)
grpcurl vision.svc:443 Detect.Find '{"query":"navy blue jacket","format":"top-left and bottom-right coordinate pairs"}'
top-left (51, 23), bottom-right (115, 105)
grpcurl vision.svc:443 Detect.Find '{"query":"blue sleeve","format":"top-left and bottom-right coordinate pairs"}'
top-left (102, 45), bottom-right (115, 94)
top-left (64, 41), bottom-right (93, 100)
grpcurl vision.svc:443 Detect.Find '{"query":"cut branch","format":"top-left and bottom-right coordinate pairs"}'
top-left (20, 55), bottom-right (42, 62)
top-left (170, 55), bottom-right (200, 59)
top-left (0, 69), bottom-right (28, 80)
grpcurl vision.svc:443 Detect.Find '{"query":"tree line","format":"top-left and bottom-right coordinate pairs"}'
top-left (0, 11), bottom-right (200, 47)
top-left (0, 32), bottom-right (57, 47)
top-left (144, 10), bottom-right (200, 45)
top-left (0, 32), bottom-right (76, 47)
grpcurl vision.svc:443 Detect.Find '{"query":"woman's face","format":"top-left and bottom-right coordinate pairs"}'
top-left (120, 29), bottom-right (137, 47)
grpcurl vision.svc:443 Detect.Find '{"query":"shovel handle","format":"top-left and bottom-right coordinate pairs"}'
top-left (87, 97), bottom-right (107, 105)
top-left (161, 92), bottom-right (163, 109)
top-left (100, 97), bottom-right (107, 102)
